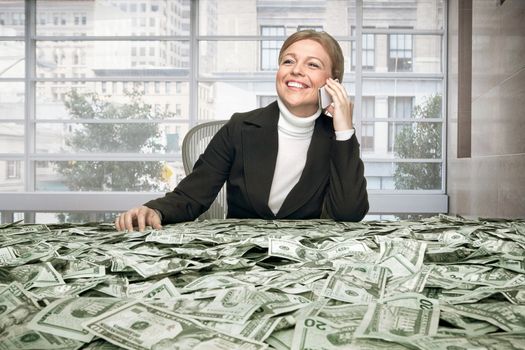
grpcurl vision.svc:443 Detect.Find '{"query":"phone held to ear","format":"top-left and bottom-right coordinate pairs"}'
top-left (318, 86), bottom-right (333, 109)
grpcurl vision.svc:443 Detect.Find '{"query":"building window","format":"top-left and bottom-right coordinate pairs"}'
top-left (388, 27), bottom-right (413, 72)
top-left (388, 96), bottom-right (414, 152)
top-left (12, 12), bottom-right (24, 26)
top-left (351, 27), bottom-right (375, 71)
top-left (361, 97), bottom-right (375, 152)
top-left (6, 161), bottom-right (21, 179)
top-left (261, 26), bottom-right (285, 71)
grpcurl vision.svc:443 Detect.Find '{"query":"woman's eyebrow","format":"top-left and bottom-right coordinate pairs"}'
top-left (283, 52), bottom-right (324, 63)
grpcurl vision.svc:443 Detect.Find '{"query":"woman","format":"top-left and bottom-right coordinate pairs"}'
top-left (116, 30), bottom-right (368, 232)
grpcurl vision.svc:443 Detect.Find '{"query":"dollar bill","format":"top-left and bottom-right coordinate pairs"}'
top-left (320, 264), bottom-right (387, 304)
top-left (0, 282), bottom-right (41, 333)
top-left (269, 238), bottom-right (371, 263)
top-left (0, 324), bottom-right (83, 350)
top-left (378, 238), bottom-right (427, 276)
top-left (136, 277), bottom-right (180, 299)
top-left (83, 301), bottom-right (267, 350)
top-left (354, 302), bottom-right (440, 343)
top-left (28, 297), bottom-right (128, 342)
top-left (440, 302), bottom-right (525, 332)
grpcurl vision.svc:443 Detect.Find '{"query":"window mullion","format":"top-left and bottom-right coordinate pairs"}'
top-left (354, 0), bottom-right (363, 137)
top-left (189, 0), bottom-right (199, 127)
top-left (24, 0), bottom-right (36, 222)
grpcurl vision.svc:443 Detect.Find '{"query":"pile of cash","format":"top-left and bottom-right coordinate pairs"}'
top-left (0, 214), bottom-right (524, 349)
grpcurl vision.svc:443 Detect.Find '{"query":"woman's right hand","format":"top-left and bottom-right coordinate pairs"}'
top-left (115, 205), bottom-right (162, 232)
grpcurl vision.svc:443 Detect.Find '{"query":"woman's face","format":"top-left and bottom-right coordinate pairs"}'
top-left (276, 39), bottom-right (333, 117)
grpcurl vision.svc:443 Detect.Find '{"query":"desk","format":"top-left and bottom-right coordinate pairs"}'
top-left (0, 216), bottom-right (524, 349)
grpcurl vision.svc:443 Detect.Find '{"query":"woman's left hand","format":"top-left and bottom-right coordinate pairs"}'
top-left (323, 78), bottom-right (354, 131)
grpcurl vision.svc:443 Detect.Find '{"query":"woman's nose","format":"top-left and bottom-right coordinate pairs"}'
top-left (291, 63), bottom-right (304, 76)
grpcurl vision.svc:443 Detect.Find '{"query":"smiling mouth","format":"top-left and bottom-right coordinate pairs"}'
top-left (287, 81), bottom-right (309, 89)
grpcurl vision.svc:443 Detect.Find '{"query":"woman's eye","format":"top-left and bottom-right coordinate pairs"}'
top-left (308, 62), bottom-right (320, 68)
top-left (282, 59), bottom-right (294, 65)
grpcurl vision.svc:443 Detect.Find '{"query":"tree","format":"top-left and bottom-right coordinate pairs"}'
top-left (393, 94), bottom-right (442, 190)
top-left (55, 90), bottom-right (171, 223)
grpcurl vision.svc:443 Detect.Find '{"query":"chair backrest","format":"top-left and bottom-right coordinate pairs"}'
top-left (182, 120), bottom-right (228, 220)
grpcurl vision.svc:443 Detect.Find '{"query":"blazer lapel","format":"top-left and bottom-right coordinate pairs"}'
top-left (242, 102), bottom-right (280, 218)
top-left (276, 114), bottom-right (333, 218)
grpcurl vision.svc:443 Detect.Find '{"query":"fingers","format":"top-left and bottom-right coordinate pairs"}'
top-left (136, 207), bottom-right (147, 232)
top-left (114, 206), bottom-right (162, 232)
top-left (323, 78), bottom-right (353, 130)
top-left (325, 78), bottom-right (347, 103)
top-left (148, 210), bottom-right (162, 230)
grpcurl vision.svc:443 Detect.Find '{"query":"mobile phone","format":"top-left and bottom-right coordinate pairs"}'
top-left (318, 86), bottom-right (333, 109)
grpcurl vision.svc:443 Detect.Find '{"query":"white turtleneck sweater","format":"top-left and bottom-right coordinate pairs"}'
top-left (268, 98), bottom-right (355, 215)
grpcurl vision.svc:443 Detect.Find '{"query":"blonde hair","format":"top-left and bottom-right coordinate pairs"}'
top-left (278, 30), bottom-right (344, 82)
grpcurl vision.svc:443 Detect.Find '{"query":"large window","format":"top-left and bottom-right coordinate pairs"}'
top-left (0, 0), bottom-right (447, 223)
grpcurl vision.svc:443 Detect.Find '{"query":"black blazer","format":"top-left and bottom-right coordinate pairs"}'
top-left (145, 101), bottom-right (369, 223)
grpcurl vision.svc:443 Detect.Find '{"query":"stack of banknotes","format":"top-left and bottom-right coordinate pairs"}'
top-left (0, 214), bottom-right (524, 349)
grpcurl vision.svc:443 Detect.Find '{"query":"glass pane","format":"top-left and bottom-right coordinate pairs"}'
top-left (35, 160), bottom-right (184, 192)
top-left (200, 40), bottom-right (353, 76)
top-left (0, 160), bottom-right (24, 191)
top-left (35, 122), bottom-right (190, 154)
top-left (36, 0), bottom-right (190, 36)
top-left (199, 0), bottom-right (356, 36)
top-left (36, 81), bottom-right (190, 120)
top-left (357, 34), bottom-right (442, 73)
top-left (36, 41), bottom-right (189, 77)
top-left (0, 1), bottom-right (24, 36)
top-left (0, 41), bottom-right (24, 78)
top-left (363, 0), bottom-right (444, 30)
top-left (364, 162), bottom-right (442, 190)
top-left (0, 123), bottom-right (24, 152)
top-left (200, 41), bottom-right (259, 74)
top-left (363, 79), bottom-right (443, 104)
top-left (35, 211), bottom-right (120, 224)
top-left (199, 81), bottom-right (355, 121)
top-left (0, 82), bottom-right (24, 119)
top-left (359, 121), bottom-right (442, 158)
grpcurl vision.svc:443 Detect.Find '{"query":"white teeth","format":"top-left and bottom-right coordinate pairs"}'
top-left (287, 81), bottom-right (305, 88)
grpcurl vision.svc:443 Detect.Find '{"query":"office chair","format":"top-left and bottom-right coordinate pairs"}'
top-left (182, 120), bottom-right (228, 220)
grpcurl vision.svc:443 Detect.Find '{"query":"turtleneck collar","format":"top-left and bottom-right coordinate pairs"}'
top-left (277, 97), bottom-right (322, 139)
